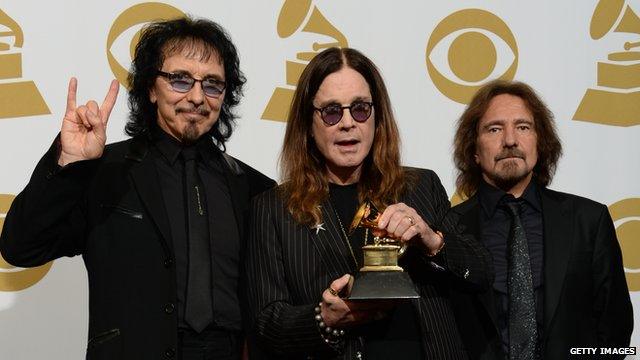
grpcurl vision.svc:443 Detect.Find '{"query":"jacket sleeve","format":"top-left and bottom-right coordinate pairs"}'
top-left (592, 204), bottom-right (633, 348)
top-left (410, 169), bottom-right (493, 291)
top-left (246, 190), bottom-right (340, 358)
top-left (0, 136), bottom-right (98, 267)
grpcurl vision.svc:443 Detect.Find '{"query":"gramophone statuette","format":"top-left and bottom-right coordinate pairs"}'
top-left (347, 201), bottom-right (419, 300)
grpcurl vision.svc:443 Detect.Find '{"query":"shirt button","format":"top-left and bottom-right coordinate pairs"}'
top-left (164, 258), bottom-right (173, 268)
top-left (164, 303), bottom-right (175, 314)
top-left (165, 347), bottom-right (175, 358)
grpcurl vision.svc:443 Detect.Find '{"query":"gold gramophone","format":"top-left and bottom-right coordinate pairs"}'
top-left (262, 0), bottom-right (349, 122)
top-left (346, 201), bottom-right (419, 300)
top-left (0, 9), bottom-right (49, 119)
top-left (573, 0), bottom-right (640, 126)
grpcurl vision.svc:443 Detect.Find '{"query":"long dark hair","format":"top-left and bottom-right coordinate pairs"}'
top-left (453, 79), bottom-right (563, 197)
top-left (126, 16), bottom-right (245, 150)
top-left (280, 47), bottom-right (408, 225)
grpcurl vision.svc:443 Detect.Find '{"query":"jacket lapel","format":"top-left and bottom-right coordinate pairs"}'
top-left (310, 200), bottom-right (357, 279)
top-left (541, 189), bottom-right (572, 337)
top-left (453, 196), bottom-right (500, 333)
top-left (126, 137), bottom-right (173, 255)
top-left (220, 153), bottom-right (249, 242)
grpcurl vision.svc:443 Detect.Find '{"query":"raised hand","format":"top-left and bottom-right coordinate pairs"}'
top-left (59, 78), bottom-right (119, 166)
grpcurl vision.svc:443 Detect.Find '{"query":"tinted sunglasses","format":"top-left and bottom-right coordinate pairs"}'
top-left (157, 71), bottom-right (226, 98)
top-left (313, 101), bottom-right (374, 126)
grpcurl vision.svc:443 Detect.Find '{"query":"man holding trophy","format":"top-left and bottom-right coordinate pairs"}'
top-left (246, 47), bottom-right (491, 359)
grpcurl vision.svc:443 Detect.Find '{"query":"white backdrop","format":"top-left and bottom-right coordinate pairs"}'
top-left (0, 1), bottom-right (638, 358)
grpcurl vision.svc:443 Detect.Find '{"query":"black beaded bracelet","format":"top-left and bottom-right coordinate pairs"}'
top-left (314, 302), bottom-right (345, 345)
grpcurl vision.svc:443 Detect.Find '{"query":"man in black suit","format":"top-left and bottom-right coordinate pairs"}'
top-left (246, 47), bottom-right (491, 360)
top-left (0, 17), bottom-right (274, 360)
top-left (449, 79), bottom-right (632, 359)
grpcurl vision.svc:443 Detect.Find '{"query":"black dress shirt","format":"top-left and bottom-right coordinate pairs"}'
top-left (478, 180), bottom-right (544, 355)
top-left (151, 127), bottom-right (242, 331)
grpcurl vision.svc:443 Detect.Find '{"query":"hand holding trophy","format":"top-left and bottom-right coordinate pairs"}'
top-left (347, 201), bottom-right (421, 300)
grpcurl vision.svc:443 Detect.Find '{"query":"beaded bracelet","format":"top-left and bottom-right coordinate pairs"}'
top-left (314, 302), bottom-right (345, 345)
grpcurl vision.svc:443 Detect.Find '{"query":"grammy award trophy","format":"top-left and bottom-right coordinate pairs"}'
top-left (347, 201), bottom-right (420, 300)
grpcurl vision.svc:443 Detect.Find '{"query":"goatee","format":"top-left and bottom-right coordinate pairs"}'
top-left (180, 122), bottom-right (200, 145)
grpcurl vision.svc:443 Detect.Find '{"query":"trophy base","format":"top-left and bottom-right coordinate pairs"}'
top-left (348, 271), bottom-right (419, 301)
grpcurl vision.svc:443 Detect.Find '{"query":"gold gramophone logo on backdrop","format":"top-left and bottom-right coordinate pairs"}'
top-left (107, 2), bottom-right (185, 89)
top-left (574, 0), bottom-right (640, 126)
top-left (0, 194), bottom-right (53, 291)
top-left (426, 9), bottom-right (518, 104)
top-left (262, 0), bottom-right (348, 122)
top-left (0, 9), bottom-right (49, 119)
top-left (609, 198), bottom-right (640, 291)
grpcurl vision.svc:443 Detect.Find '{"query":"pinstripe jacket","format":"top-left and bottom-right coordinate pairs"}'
top-left (246, 168), bottom-right (491, 359)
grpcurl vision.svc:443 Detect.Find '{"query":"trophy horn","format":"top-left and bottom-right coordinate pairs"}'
top-left (349, 201), bottom-right (380, 234)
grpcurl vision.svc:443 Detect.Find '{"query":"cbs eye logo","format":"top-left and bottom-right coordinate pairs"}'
top-left (106, 2), bottom-right (185, 89)
top-left (610, 198), bottom-right (640, 291)
top-left (426, 9), bottom-right (518, 104)
top-left (0, 194), bottom-right (53, 291)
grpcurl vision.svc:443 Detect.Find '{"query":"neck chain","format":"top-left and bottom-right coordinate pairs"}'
top-left (330, 203), bottom-right (367, 269)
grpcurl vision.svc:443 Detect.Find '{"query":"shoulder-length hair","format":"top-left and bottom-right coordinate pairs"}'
top-left (280, 47), bottom-right (408, 226)
top-left (126, 16), bottom-right (245, 150)
top-left (453, 79), bottom-right (562, 197)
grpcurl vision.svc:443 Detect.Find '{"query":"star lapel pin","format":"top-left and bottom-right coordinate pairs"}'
top-left (312, 223), bottom-right (326, 234)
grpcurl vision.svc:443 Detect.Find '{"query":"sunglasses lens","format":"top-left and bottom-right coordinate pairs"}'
top-left (170, 78), bottom-right (193, 93)
top-left (322, 105), bottom-right (343, 125)
top-left (351, 102), bottom-right (371, 122)
top-left (203, 80), bottom-right (225, 97)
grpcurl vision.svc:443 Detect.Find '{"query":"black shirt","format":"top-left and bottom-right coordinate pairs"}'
top-left (151, 127), bottom-right (241, 331)
top-left (478, 180), bottom-right (544, 355)
top-left (328, 183), bottom-right (423, 360)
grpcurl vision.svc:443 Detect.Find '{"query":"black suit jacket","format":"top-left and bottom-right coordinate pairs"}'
top-left (0, 134), bottom-right (275, 360)
top-left (449, 187), bottom-right (633, 359)
top-left (246, 168), bottom-right (492, 359)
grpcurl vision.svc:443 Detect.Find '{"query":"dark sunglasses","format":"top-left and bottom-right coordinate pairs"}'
top-left (313, 101), bottom-right (374, 126)
top-left (157, 71), bottom-right (226, 98)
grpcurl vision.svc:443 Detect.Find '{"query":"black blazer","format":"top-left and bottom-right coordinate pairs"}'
top-left (246, 168), bottom-right (492, 360)
top-left (0, 135), bottom-right (275, 360)
top-left (449, 187), bottom-right (633, 359)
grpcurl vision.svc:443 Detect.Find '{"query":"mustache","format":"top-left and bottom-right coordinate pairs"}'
top-left (176, 106), bottom-right (210, 116)
top-left (495, 149), bottom-right (525, 161)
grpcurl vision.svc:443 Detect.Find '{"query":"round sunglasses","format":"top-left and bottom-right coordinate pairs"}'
top-left (313, 101), bottom-right (374, 126)
top-left (157, 70), bottom-right (226, 98)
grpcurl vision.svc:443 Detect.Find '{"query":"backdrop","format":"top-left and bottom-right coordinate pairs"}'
top-left (0, 1), bottom-right (638, 358)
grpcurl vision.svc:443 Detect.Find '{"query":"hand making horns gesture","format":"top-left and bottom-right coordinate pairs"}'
top-left (58, 77), bottom-right (120, 166)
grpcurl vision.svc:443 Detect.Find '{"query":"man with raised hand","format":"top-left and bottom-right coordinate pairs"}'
top-left (1, 17), bottom-right (274, 360)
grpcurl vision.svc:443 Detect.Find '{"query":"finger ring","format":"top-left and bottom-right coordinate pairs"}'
top-left (328, 288), bottom-right (338, 296)
top-left (407, 216), bottom-right (415, 226)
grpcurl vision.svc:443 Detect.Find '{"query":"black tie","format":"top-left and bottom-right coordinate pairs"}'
top-left (505, 200), bottom-right (537, 360)
top-left (182, 147), bottom-right (213, 333)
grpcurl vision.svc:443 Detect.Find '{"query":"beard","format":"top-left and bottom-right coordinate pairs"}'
top-left (180, 121), bottom-right (200, 145)
top-left (176, 106), bottom-right (210, 145)
top-left (487, 158), bottom-right (532, 192)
